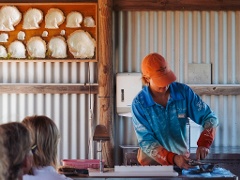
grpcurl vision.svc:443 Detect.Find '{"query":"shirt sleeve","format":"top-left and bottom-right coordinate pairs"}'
top-left (131, 100), bottom-right (177, 165)
top-left (185, 86), bottom-right (219, 148)
top-left (185, 86), bottom-right (219, 128)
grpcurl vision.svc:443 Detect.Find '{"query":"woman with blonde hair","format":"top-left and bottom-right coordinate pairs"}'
top-left (22, 115), bottom-right (71, 180)
top-left (0, 122), bottom-right (33, 180)
top-left (132, 53), bottom-right (218, 169)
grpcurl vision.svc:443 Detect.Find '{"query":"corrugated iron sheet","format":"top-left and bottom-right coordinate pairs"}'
top-left (113, 10), bottom-right (240, 164)
top-left (0, 62), bottom-right (99, 162)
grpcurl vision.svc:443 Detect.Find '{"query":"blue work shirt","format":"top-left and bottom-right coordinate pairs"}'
top-left (131, 82), bottom-right (219, 159)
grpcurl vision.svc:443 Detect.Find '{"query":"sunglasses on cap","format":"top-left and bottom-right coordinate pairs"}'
top-left (31, 144), bottom-right (37, 154)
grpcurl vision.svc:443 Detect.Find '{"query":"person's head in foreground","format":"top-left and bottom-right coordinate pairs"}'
top-left (0, 131), bottom-right (8, 180)
top-left (22, 115), bottom-right (60, 170)
top-left (141, 53), bottom-right (176, 93)
top-left (0, 122), bottom-right (32, 180)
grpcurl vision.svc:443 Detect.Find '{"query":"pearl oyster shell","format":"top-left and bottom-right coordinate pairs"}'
top-left (45, 8), bottom-right (65, 29)
top-left (0, 6), bottom-right (22, 31)
top-left (8, 40), bottom-right (26, 58)
top-left (60, 30), bottom-right (65, 35)
top-left (0, 33), bottom-right (8, 42)
top-left (66, 11), bottom-right (83, 28)
top-left (67, 30), bottom-right (96, 59)
top-left (17, 31), bottom-right (25, 40)
top-left (42, 31), bottom-right (48, 37)
top-left (23, 8), bottom-right (43, 29)
top-left (84, 16), bottom-right (95, 27)
top-left (48, 36), bottom-right (67, 58)
top-left (0, 45), bottom-right (7, 58)
top-left (27, 36), bottom-right (46, 58)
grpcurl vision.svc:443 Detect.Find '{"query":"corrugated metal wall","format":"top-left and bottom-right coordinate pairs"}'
top-left (1, 10), bottom-right (240, 166)
top-left (113, 10), bottom-right (240, 164)
top-left (0, 62), bottom-right (99, 162)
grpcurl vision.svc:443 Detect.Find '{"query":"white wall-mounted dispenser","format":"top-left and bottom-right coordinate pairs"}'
top-left (116, 73), bottom-right (142, 117)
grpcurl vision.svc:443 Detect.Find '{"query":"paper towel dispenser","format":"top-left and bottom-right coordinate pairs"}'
top-left (116, 73), bottom-right (142, 117)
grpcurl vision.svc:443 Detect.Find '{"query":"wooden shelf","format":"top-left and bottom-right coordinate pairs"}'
top-left (188, 84), bottom-right (240, 96)
top-left (1, 83), bottom-right (239, 95)
top-left (0, 59), bottom-right (97, 62)
top-left (113, 0), bottom-right (240, 11)
top-left (0, 83), bottom-right (99, 94)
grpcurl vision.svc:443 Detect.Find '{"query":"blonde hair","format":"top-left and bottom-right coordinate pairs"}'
top-left (0, 122), bottom-right (31, 180)
top-left (141, 74), bottom-right (150, 86)
top-left (22, 115), bottom-right (60, 169)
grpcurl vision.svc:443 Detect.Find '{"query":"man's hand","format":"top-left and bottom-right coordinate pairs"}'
top-left (173, 155), bottom-right (195, 170)
top-left (196, 146), bottom-right (209, 161)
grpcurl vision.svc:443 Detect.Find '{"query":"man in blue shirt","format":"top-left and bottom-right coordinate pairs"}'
top-left (131, 53), bottom-right (219, 170)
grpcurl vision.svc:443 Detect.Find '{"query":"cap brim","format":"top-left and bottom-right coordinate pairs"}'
top-left (151, 70), bottom-right (176, 87)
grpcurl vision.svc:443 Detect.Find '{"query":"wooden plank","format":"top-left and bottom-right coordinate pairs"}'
top-left (0, 0), bottom-right (97, 2)
top-left (189, 85), bottom-right (240, 96)
top-left (0, 83), bottom-right (98, 94)
top-left (0, 59), bottom-right (97, 62)
top-left (0, 3), bottom-right (97, 62)
top-left (113, 0), bottom-right (240, 11)
top-left (1, 83), bottom-right (239, 96)
top-left (99, 0), bottom-right (114, 168)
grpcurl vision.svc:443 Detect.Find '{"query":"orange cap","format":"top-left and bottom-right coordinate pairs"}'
top-left (141, 53), bottom-right (176, 87)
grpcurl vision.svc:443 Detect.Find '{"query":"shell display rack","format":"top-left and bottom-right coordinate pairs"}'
top-left (0, 3), bottom-right (97, 62)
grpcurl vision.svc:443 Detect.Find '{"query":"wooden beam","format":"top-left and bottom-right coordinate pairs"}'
top-left (0, 83), bottom-right (98, 94)
top-left (98, 0), bottom-right (114, 168)
top-left (0, 0), bottom-right (97, 2)
top-left (189, 85), bottom-right (240, 96)
top-left (113, 0), bottom-right (240, 11)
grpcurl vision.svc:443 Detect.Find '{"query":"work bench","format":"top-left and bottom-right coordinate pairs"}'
top-left (69, 173), bottom-right (238, 180)
top-left (62, 146), bottom-right (240, 180)
top-left (70, 177), bottom-right (237, 180)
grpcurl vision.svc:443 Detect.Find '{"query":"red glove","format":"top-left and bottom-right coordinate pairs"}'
top-left (197, 128), bottom-right (216, 149)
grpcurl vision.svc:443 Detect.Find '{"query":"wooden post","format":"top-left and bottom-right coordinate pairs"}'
top-left (98, 0), bottom-right (114, 167)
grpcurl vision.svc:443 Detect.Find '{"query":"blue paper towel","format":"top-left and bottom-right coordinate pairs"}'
top-left (182, 167), bottom-right (233, 177)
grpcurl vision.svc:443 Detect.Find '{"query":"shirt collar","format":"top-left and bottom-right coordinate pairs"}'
top-left (169, 82), bottom-right (184, 100)
top-left (142, 82), bottom-right (184, 107)
top-left (33, 166), bottom-right (56, 174)
top-left (142, 86), bottom-right (155, 107)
